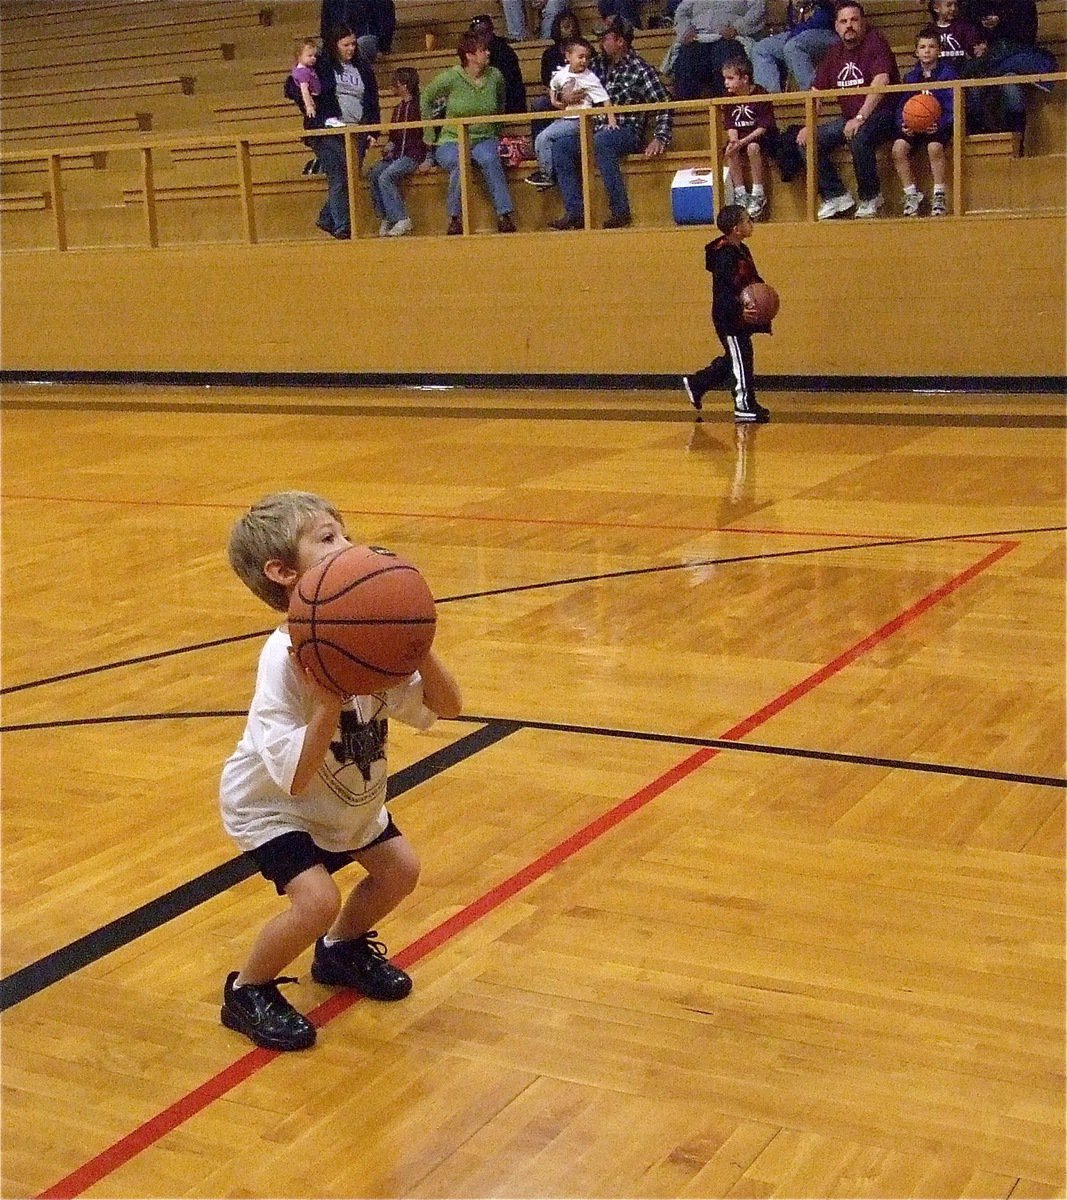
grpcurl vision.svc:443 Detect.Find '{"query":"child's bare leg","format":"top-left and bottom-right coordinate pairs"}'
top-left (928, 140), bottom-right (946, 187)
top-left (727, 155), bottom-right (745, 189)
top-left (892, 138), bottom-right (914, 188)
top-left (238, 866), bottom-right (340, 984)
top-left (747, 143), bottom-right (765, 189)
top-left (330, 834), bottom-right (421, 940)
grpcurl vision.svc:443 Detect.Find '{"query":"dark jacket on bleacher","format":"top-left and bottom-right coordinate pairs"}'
top-left (487, 34), bottom-right (528, 113)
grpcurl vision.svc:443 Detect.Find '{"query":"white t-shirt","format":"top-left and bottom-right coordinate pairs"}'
top-left (549, 65), bottom-right (610, 113)
top-left (220, 627), bottom-right (436, 853)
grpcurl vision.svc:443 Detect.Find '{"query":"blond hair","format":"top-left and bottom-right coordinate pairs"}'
top-left (228, 490), bottom-right (343, 611)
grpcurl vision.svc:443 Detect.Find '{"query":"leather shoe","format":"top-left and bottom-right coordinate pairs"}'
top-left (446, 216), bottom-right (463, 235)
top-left (548, 214), bottom-right (581, 230)
top-left (603, 212), bottom-right (632, 229)
top-left (497, 213), bottom-right (516, 233)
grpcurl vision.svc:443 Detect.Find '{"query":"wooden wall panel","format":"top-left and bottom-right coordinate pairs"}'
top-left (1, 216), bottom-right (1064, 378)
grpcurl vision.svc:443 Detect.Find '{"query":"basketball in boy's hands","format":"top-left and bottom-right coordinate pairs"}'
top-left (288, 545), bottom-right (437, 697)
top-left (902, 93), bottom-right (941, 134)
top-left (740, 281), bottom-right (780, 326)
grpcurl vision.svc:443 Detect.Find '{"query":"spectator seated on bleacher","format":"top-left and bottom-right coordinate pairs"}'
top-left (927, 0), bottom-right (982, 71)
top-left (796, 0), bottom-right (899, 219)
top-left (547, 16), bottom-right (673, 229)
top-left (751, 1), bottom-right (837, 94)
top-left (667, 0), bottom-right (767, 100)
top-left (962, 0), bottom-right (1057, 138)
top-left (891, 25), bottom-right (957, 218)
top-left (470, 14), bottom-right (528, 111)
top-left (367, 67), bottom-right (429, 236)
top-left (421, 31), bottom-right (519, 234)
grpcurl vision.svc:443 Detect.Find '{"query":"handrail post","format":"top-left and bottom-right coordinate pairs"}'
top-left (236, 138), bottom-right (257, 244)
top-left (47, 153), bottom-right (67, 251)
top-left (707, 97), bottom-right (721, 187)
top-left (578, 110), bottom-right (592, 230)
top-left (803, 92), bottom-right (817, 222)
top-left (141, 146), bottom-right (158, 247)
top-left (343, 127), bottom-right (359, 236)
top-left (952, 80), bottom-right (964, 217)
top-left (457, 122), bottom-right (471, 234)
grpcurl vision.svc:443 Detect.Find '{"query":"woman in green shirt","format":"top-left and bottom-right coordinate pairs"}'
top-left (422, 32), bottom-right (518, 234)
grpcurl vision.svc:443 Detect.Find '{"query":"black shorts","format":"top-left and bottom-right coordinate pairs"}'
top-left (248, 817), bottom-right (402, 895)
top-left (901, 129), bottom-right (952, 148)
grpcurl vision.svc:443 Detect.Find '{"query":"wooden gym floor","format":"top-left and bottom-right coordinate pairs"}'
top-left (1, 383), bottom-right (1064, 1199)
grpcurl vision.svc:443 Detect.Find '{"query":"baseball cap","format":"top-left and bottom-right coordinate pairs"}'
top-left (469, 14), bottom-right (494, 28)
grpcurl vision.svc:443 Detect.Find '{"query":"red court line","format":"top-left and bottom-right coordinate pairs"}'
top-left (1, 492), bottom-right (899, 541)
top-left (35, 539), bottom-right (1016, 1200)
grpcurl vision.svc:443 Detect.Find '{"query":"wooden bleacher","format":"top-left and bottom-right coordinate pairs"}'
top-left (0, 0), bottom-right (1062, 247)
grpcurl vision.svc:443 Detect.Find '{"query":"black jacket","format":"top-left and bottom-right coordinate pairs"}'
top-left (706, 236), bottom-right (768, 334)
top-left (488, 35), bottom-right (527, 113)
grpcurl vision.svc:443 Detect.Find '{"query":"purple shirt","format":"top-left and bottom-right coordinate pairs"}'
top-left (813, 28), bottom-right (900, 120)
top-left (723, 85), bottom-right (777, 135)
top-left (291, 64), bottom-right (321, 95)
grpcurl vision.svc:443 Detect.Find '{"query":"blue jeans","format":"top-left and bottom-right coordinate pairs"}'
top-left (538, 0), bottom-right (568, 39)
top-left (803, 106), bottom-right (895, 201)
top-left (315, 134), bottom-right (350, 234)
top-left (534, 118), bottom-right (579, 176)
top-left (367, 154), bottom-right (417, 223)
top-left (434, 138), bottom-right (515, 217)
top-left (500, 0), bottom-right (528, 39)
top-left (751, 27), bottom-right (837, 94)
top-left (553, 122), bottom-right (641, 220)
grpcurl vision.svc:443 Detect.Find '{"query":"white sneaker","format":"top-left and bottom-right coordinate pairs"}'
top-left (855, 194), bottom-right (885, 218)
top-left (747, 194), bottom-right (767, 220)
top-left (902, 190), bottom-right (924, 217)
top-left (378, 219), bottom-right (392, 236)
top-left (931, 191), bottom-right (948, 216)
top-left (387, 218), bottom-right (413, 237)
top-left (816, 192), bottom-right (855, 220)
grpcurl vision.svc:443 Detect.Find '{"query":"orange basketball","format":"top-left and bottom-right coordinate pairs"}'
top-left (740, 281), bottom-right (780, 326)
top-left (288, 545), bottom-right (437, 698)
top-left (902, 92), bottom-right (941, 134)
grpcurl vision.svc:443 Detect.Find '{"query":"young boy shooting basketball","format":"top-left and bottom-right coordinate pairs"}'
top-left (220, 491), bottom-right (461, 1051)
top-left (682, 203), bottom-right (773, 423)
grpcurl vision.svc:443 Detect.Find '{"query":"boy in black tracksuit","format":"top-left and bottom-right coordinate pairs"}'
top-left (683, 204), bottom-right (772, 423)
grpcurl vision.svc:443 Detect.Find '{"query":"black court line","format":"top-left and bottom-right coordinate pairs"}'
top-left (1, 396), bottom-right (1063, 428)
top-left (2, 705), bottom-right (1060, 1013)
top-left (2, 368), bottom-right (1064, 392)
top-left (0, 719), bottom-right (522, 1013)
top-left (2, 524), bottom-right (1061, 698)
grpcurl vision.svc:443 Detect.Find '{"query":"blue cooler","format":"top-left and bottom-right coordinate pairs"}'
top-left (671, 167), bottom-right (716, 225)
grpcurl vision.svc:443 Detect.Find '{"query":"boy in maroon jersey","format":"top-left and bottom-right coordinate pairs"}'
top-left (682, 203), bottom-right (772, 424)
top-left (721, 52), bottom-right (780, 220)
top-left (927, 0), bottom-right (981, 68)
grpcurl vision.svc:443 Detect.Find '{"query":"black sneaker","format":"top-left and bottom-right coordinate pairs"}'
top-left (311, 933), bottom-right (412, 1001)
top-left (682, 375), bottom-right (702, 411)
top-left (524, 170), bottom-right (555, 189)
top-left (220, 972), bottom-right (316, 1051)
top-left (734, 403), bottom-right (770, 424)
top-left (603, 212), bottom-right (632, 229)
top-left (548, 214), bottom-right (581, 230)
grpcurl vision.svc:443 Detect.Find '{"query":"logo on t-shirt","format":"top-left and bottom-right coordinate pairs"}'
top-left (837, 60), bottom-right (866, 87)
top-left (731, 102), bottom-right (757, 127)
top-left (331, 710), bottom-right (387, 786)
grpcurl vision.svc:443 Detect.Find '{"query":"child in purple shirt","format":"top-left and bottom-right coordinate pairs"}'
top-left (291, 39), bottom-right (322, 121)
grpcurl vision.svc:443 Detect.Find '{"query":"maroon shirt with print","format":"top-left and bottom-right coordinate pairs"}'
top-left (934, 18), bottom-right (981, 66)
top-left (724, 84), bottom-right (778, 136)
top-left (812, 28), bottom-right (900, 120)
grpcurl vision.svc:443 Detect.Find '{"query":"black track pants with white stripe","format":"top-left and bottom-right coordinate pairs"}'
top-left (688, 326), bottom-right (758, 413)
